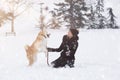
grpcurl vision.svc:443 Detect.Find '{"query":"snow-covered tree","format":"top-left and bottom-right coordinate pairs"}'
top-left (52, 0), bottom-right (88, 29)
top-left (95, 0), bottom-right (104, 17)
top-left (4, 0), bottom-right (32, 35)
top-left (87, 5), bottom-right (97, 29)
top-left (86, 0), bottom-right (107, 29)
top-left (95, 0), bottom-right (106, 29)
top-left (107, 8), bottom-right (119, 29)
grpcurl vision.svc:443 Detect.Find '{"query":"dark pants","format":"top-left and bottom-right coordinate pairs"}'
top-left (51, 57), bottom-right (75, 68)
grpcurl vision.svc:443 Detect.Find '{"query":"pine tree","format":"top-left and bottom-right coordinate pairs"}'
top-left (107, 8), bottom-right (119, 29)
top-left (87, 0), bottom-right (107, 29)
top-left (52, 0), bottom-right (88, 29)
top-left (87, 5), bottom-right (97, 29)
top-left (93, 0), bottom-right (106, 29)
top-left (95, 0), bottom-right (104, 18)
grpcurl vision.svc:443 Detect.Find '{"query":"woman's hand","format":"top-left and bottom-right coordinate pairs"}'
top-left (47, 48), bottom-right (53, 52)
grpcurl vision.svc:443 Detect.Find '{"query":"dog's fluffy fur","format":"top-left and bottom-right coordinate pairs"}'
top-left (25, 29), bottom-right (49, 66)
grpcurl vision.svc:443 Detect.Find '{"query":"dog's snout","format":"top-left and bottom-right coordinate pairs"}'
top-left (47, 34), bottom-right (50, 37)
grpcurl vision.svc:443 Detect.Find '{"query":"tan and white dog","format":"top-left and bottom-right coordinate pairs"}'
top-left (25, 29), bottom-right (49, 66)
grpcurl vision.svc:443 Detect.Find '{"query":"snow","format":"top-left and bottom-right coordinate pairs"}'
top-left (0, 25), bottom-right (120, 80)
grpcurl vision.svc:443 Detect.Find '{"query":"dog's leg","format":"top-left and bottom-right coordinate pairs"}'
top-left (25, 46), bottom-right (35, 66)
top-left (28, 54), bottom-right (35, 66)
top-left (26, 50), bottom-right (34, 66)
top-left (25, 47), bottom-right (31, 66)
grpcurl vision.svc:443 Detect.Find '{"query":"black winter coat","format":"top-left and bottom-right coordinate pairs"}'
top-left (50, 35), bottom-right (78, 60)
top-left (48, 35), bottom-right (78, 68)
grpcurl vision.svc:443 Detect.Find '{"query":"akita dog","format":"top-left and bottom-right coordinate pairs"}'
top-left (25, 29), bottom-right (49, 66)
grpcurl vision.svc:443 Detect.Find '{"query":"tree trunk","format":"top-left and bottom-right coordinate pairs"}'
top-left (11, 17), bottom-right (14, 33)
top-left (70, 1), bottom-right (75, 29)
top-left (6, 17), bottom-right (16, 36)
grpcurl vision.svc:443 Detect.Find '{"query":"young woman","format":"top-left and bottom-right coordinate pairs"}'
top-left (48, 28), bottom-right (79, 68)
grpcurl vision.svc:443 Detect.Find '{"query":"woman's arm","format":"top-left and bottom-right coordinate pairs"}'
top-left (47, 42), bottom-right (63, 52)
top-left (47, 35), bottom-right (67, 52)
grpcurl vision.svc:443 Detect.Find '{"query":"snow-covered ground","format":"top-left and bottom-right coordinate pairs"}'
top-left (0, 25), bottom-right (120, 80)
top-left (0, 0), bottom-right (120, 80)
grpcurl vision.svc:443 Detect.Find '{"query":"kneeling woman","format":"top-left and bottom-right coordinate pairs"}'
top-left (48, 29), bottom-right (79, 68)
